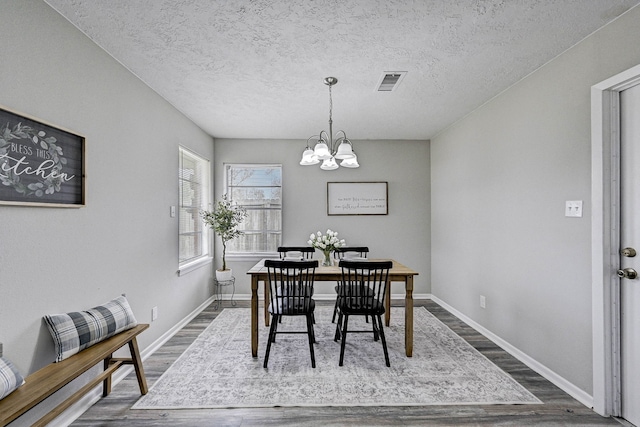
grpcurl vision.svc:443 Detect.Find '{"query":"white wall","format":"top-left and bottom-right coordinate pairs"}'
top-left (0, 1), bottom-right (214, 423)
top-left (213, 138), bottom-right (430, 298)
top-left (431, 6), bottom-right (640, 397)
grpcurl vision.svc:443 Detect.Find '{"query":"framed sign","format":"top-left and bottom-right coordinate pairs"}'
top-left (327, 181), bottom-right (388, 215)
top-left (0, 105), bottom-right (85, 207)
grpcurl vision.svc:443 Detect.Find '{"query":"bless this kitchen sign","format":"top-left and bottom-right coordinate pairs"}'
top-left (0, 107), bottom-right (85, 207)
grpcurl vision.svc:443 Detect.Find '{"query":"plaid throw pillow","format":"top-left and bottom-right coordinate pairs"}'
top-left (44, 295), bottom-right (138, 362)
top-left (0, 357), bottom-right (25, 400)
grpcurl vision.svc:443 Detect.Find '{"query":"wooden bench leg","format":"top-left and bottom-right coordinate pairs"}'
top-left (103, 354), bottom-right (113, 397)
top-left (128, 337), bottom-right (148, 394)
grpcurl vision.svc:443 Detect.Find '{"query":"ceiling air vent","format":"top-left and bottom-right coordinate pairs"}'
top-left (375, 71), bottom-right (407, 92)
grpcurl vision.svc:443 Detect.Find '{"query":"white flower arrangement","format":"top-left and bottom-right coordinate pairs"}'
top-left (308, 229), bottom-right (346, 253)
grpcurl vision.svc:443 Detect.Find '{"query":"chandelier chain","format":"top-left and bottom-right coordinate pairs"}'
top-left (329, 83), bottom-right (333, 124)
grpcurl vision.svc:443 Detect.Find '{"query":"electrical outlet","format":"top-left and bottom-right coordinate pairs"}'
top-left (480, 295), bottom-right (486, 309)
top-left (565, 200), bottom-right (583, 217)
top-left (151, 306), bottom-right (158, 321)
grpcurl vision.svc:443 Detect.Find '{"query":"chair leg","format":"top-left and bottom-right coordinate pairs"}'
top-left (372, 315), bottom-right (379, 341)
top-left (332, 299), bottom-right (339, 323)
top-left (339, 315), bottom-right (349, 366)
top-left (306, 314), bottom-right (316, 368)
top-left (310, 311), bottom-right (317, 344)
top-left (334, 311), bottom-right (343, 341)
top-left (263, 314), bottom-right (278, 368)
top-left (376, 315), bottom-right (391, 367)
top-left (271, 314), bottom-right (279, 343)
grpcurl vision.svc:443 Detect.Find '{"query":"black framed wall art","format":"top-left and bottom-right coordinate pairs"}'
top-left (0, 105), bottom-right (85, 207)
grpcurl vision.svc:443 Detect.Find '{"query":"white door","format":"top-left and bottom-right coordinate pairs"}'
top-left (620, 82), bottom-right (640, 426)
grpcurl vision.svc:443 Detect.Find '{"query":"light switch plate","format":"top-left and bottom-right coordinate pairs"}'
top-left (170, 206), bottom-right (176, 218)
top-left (565, 200), bottom-right (583, 217)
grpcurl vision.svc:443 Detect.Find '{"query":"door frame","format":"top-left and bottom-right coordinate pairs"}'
top-left (591, 63), bottom-right (640, 417)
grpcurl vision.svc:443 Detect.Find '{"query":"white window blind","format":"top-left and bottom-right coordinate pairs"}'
top-left (179, 147), bottom-right (210, 265)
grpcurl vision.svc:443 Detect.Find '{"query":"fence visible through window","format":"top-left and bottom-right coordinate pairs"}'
top-left (225, 164), bottom-right (282, 254)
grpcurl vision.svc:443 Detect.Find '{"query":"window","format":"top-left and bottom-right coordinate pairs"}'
top-left (225, 164), bottom-right (282, 254)
top-left (179, 147), bottom-right (210, 267)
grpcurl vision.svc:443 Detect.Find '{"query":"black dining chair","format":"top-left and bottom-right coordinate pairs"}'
top-left (276, 246), bottom-right (317, 324)
top-left (277, 246), bottom-right (316, 260)
top-left (333, 246), bottom-right (369, 260)
top-left (334, 260), bottom-right (392, 367)
top-left (332, 247), bottom-right (370, 323)
top-left (263, 259), bottom-right (319, 369)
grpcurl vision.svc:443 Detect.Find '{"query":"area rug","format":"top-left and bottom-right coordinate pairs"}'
top-left (132, 306), bottom-right (541, 409)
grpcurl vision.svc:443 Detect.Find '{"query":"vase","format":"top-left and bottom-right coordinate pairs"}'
top-left (322, 250), bottom-right (332, 267)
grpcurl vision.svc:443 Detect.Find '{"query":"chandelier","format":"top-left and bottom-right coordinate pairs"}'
top-left (300, 77), bottom-right (359, 170)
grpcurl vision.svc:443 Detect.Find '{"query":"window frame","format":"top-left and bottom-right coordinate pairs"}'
top-left (178, 146), bottom-right (212, 275)
top-left (224, 163), bottom-right (282, 258)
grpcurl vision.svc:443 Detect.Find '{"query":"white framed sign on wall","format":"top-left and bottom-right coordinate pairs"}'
top-left (327, 181), bottom-right (388, 215)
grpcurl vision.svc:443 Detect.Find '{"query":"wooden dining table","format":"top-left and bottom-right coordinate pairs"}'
top-left (247, 258), bottom-right (419, 358)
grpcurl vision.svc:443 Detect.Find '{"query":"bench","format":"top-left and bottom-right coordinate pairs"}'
top-left (0, 323), bottom-right (149, 427)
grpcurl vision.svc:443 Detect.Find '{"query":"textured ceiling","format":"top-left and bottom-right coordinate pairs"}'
top-left (44, 0), bottom-right (640, 140)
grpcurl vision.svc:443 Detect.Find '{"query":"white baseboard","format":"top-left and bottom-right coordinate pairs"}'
top-left (50, 295), bottom-right (216, 427)
top-left (430, 295), bottom-right (594, 409)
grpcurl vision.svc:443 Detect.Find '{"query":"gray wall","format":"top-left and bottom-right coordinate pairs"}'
top-left (0, 1), bottom-right (214, 422)
top-left (213, 138), bottom-right (430, 298)
top-left (431, 6), bottom-right (640, 396)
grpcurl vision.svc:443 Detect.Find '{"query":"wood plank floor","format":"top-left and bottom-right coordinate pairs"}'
top-left (70, 300), bottom-right (620, 426)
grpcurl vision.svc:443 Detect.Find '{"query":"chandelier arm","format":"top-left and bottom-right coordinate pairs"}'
top-left (318, 130), bottom-right (330, 144)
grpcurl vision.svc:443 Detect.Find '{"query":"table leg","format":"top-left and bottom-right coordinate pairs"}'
top-left (251, 275), bottom-right (259, 358)
top-left (405, 275), bottom-right (414, 357)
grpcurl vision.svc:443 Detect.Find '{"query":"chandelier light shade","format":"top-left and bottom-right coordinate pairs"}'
top-left (339, 151), bottom-right (359, 168)
top-left (300, 77), bottom-right (359, 170)
top-left (299, 147), bottom-right (319, 165)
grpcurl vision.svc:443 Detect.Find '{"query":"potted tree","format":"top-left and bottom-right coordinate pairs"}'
top-left (201, 194), bottom-right (247, 281)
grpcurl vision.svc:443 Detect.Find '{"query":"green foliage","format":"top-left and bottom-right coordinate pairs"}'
top-left (201, 194), bottom-right (247, 271)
